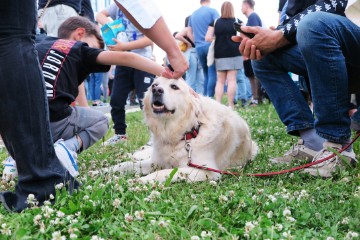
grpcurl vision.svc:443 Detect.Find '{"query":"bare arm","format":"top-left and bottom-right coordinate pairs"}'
top-left (96, 51), bottom-right (165, 76)
top-left (107, 36), bottom-right (153, 51)
top-left (114, 2), bottom-right (188, 78)
top-left (205, 26), bottom-right (214, 42)
top-left (75, 82), bottom-right (89, 107)
top-left (96, 9), bottom-right (112, 25)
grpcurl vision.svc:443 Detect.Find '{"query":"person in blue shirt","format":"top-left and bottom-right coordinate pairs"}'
top-left (188, 0), bottom-right (219, 97)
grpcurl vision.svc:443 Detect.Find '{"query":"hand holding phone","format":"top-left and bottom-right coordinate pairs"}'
top-left (233, 21), bottom-right (255, 39)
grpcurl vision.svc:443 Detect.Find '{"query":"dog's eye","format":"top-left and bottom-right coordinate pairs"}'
top-left (152, 84), bottom-right (158, 89)
top-left (170, 84), bottom-right (179, 90)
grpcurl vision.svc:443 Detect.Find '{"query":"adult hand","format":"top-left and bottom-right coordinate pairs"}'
top-left (163, 51), bottom-right (188, 79)
top-left (238, 26), bottom-right (288, 60)
top-left (108, 39), bottom-right (128, 51)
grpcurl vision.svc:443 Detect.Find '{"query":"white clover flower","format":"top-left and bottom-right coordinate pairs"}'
top-left (158, 220), bottom-right (169, 227)
top-left (345, 231), bottom-right (359, 239)
top-left (51, 231), bottom-right (65, 240)
top-left (251, 195), bottom-right (257, 201)
top-left (268, 195), bottom-right (277, 202)
top-left (0, 223), bottom-right (11, 236)
top-left (282, 231), bottom-right (291, 238)
top-left (257, 189), bottom-right (264, 194)
top-left (124, 213), bottom-right (133, 222)
top-left (191, 236), bottom-right (200, 240)
top-left (286, 216), bottom-right (296, 222)
top-left (70, 233), bottom-right (78, 239)
top-left (209, 180), bottom-right (217, 186)
top-left (267, 211), bottom-right (273, 219)
top-left (91, 236), bottom-right (105, 240)
top-left (83, 195), bottom-right (90, 200)
top-left (201, 231), bottom-right (212, 238)
top-left (55, 183), bottom-right (64, 190)
top-left (44, 200), bottom-right (51, 206)
top-left (219, 195), bottom-right (229, 203)
top-left (113, 198), bottom-right (121, 208)
top-left (229, 190), bottom-right (235, 197)
top-left (204, 207), bottom-right (209, 211)
top-left (283, 208), bottom-right (291, 217)
top-left (33, 214), bottom-right (42, 225)
top-left (42, 205), bottom-right (55, 218)
top-left (150, 219), bottom-right (156, 225)
top-left (341, 217), bottom-right (350, 225)
top-left (86, 185), bottom-right (93, 191)
top-left (326, 237), bottom-right (335, 240)
top-left (244, 221), bottom-right (255, 233)
top-left (26, 194), bottom-right (39, 207)
top-left (49, 194), bottom-right (55, 200)
top-left (275, 223), bottom-right (283, 231)
top-left (57, 211), bottom-right (65, 218)
top-left (191, 194), bottom-right (197, 199)
top-left (134, 210), bottom-right (145, 221)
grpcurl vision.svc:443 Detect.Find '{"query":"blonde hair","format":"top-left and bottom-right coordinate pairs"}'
top-left (221, 1), bottom-right (235, 18)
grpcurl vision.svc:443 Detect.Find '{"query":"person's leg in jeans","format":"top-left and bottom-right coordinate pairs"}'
top-left (298, 12), bottom-right (360, 176)
top-left (110, 66), bottom-right (133, 136)
top-left (298, 12), bottom-right (360, 144)
top-left (252, 39), bottom-right (324, 163)
top-left (185, 48), bottom-right (198, 91)
top-left (196, 45), bottom-right (210, 96)
top-left (207, 64), bottom-right (217, 98)
top-left (236, 68), bottom-right (248, 106)
top-left (0, 0), bottom-right (76, 212)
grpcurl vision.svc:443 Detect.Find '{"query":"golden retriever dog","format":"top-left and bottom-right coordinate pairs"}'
top-left (91, 77), bottom-right (257, 183)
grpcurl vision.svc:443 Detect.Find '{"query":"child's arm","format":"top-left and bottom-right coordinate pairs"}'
top-left (75, 82), bottom-right (89, 107)
top-left (96, 51), bottom-right (165, 76)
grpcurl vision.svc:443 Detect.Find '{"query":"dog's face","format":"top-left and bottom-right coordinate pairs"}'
top-left (144, 77), bottom-right (194, 119)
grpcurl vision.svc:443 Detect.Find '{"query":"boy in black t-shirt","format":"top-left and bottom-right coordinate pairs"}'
top-left (2, 16), bottom-right (165, 181)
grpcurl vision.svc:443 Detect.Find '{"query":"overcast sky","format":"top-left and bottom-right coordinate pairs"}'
top-left (152, 0), bottom-right (280, 63)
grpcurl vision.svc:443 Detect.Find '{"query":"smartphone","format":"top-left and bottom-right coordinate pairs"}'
top-left (233, 21), bottom-right (255, 39)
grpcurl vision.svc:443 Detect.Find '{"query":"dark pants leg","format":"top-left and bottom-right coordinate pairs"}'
top-left (0, 0), bottom-right (75, 212)
top-left (110, 66), bottom-right (153, 135)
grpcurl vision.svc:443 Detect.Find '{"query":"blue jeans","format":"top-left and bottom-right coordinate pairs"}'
top-left (184, 48), bottom-right (205, 94)
top-left (196, 44), bottom-right (217, 97)
top-left (0, 0), bottom-right (75, 212)
top-left (253, 12), bottom-right (360, 143)
top-left (110, 66), bottom-right (154, 135)
top-left (88, 73), bottom-right (103, 101)
top-left (236, 69), bottom-right (248, 101)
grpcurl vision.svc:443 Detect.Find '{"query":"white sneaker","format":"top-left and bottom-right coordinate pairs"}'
top-left (303, 141), bottom-right (357, 177)
top-left (103, 134), bottom-right (127, 146)
top-left (54, 139), bottom-right (79, 177)
top-left (2, 156), bottom-right (18, 181)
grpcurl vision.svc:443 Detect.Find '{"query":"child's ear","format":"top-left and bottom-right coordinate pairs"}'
top-left (73, 28), bottom-right (86, 41)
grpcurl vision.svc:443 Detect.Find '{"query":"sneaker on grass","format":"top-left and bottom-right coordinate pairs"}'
top-left (270, 139), bottom-right (317, 164)
top-left (1, 139), bottom-right (79, 181)
top-left (54, 139), bottom-right (79, 177)
top-left (103, 134), bottom-right (127, 146)
top-left (2, 156), bottom-right (18, 181)
top-left (303, 141), bottom-right (357, 178)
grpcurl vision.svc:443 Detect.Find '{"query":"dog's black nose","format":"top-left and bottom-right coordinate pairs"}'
top-left (152, 86), bottom-right (164, 96)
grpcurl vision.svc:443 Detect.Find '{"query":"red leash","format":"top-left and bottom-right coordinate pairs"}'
top-left (186, 132), bottom-right (360, 177)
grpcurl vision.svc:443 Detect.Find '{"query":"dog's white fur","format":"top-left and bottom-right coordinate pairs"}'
top-left (92, 77), bottom-right (257, 183)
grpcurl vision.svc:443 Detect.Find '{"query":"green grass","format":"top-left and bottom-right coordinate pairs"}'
top-left (0, 103), bottom-right (359, 239)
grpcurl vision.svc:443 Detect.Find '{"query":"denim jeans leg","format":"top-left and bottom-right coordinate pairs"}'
top-left (195, 57), bottom-right (205, 95)
top-left (185, 49), bottom-right (198, 90)
top-left (196, 45), bottom-right (210, 96)
top-left (236, 69), bottom-right (247, 101)
top-left (0, 0), bottom-right (73, 212)
top-left (297, 12), bottom-right (360, 143)
top-left (252, 45), bottom-right (313, 136)
top-left (207, 64), bottom-right (217, 97)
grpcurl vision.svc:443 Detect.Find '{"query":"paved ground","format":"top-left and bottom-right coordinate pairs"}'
top-left (0, 104), bottom-right (141, 149)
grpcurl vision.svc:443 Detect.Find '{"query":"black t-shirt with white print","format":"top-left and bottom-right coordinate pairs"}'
top-left (36, 37), bottom-right (110, 122)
